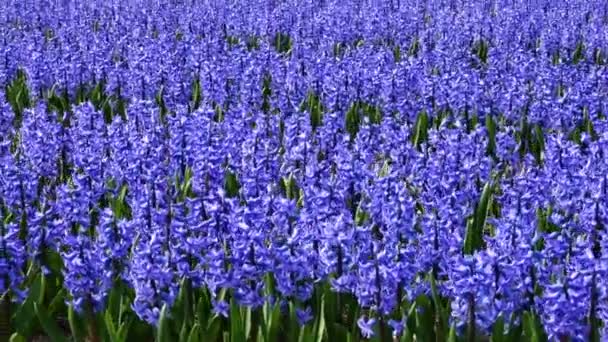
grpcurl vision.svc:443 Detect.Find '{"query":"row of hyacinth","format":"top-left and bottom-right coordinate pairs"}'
top-left (1, 0), bottom-right (608, 341)
top-left (1, 0), bottom-right (608, 131)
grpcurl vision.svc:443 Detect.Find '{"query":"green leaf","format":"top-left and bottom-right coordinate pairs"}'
top-left (127, 317), bottom-right (155, 341)
top-left (329, 323), bottom-right (350, 342)
top-left (243, 307), bottom-right (252, 340)
top-left (323, 285), bottom-right (338, 326)
top-left (12, 284), bottom-right (39, 336)
top-left (299, 324), bottom-right (315, 342)
top-left (485, 114), bottom-right (497, 159)
top-left (93, 310), bottom-right (110, 342)
top-left (246, 36), bottom-right (261, 51)
top-left (68, 305), bottom-right (87, 342)
top-left (393, 45), bottom-right (402, 62)
top-left (48, 93), bottom-right (66, 114)
top-left (368, 104), bottom-right (382, 124)
top-left (345, 102), bottom-right (361, 140)
top-left (315, 295), bottom-right (326, 342)
top-left (117, 184), bottom-right (129, 204)
top-left (572, 40), bottom-right (585, 64)
top-left (506, 317), bottom-right (523, 341)
top-left (179, 320), bottom-right (189, 342)
top-left (187, 323), bottom-right (201, 342)
top-left (411, 110), bottom-right (429, 149)
top-left (401, 330), bottom-right (414, 342)
top-left (345, 101), bottom-right (382, 141)
top-left (594, 47), bottom-right (604, 65)
top-left (333, 42), bottom-right (344, 58)
top-left (34, 302), bottom-right (67, 342)
top-left (261, 73), bottom-right (273, 113)
top-left (105, 310), bottom-right (119, 342)
top-left (408, 37), bottom-right (420, 57)
top-left (0, 295), bottom-right (11, 342)
top-left (287, 303), bottom-right (301, 342)
top-left (272, 32), bottom-right (293, 55)
top-left (263, 301), bottom-right (282, 342)
top-left (155, 85), bottom-right (168, 122)
top-left (47, 288), bottom-right (66, 316)
top-left (530, 124), bottom-right (545, 165)
top-left (224, 170), bottom-right (240, 198)
top-left (90, 82), bottom-right (104, 109)
top-left (429, 271), bottom-right (448, 339)
top-left (472, 39), bottom-right (489, 64)
top-left (305, 91), bottom-right (323, 131)
top-left (177, 278), bottom-right (194, 328)
top-left (226, 35), bottom-right (240, 47)
top-left (230, 298), bottom-right (245, 342)
top-left (9, 333), bottom-right (26, 342)
top-left (464, 180), bottom-right (494, 254)
top-left (156, 304), bottom-right (171, 342)
top-left (204, 314), bottom-right (223, 341)
top-left (116, 321), bottom-right (132, 342)
top-left (414, 295), bottom-right (435, 342)
top-left (43, 249), bottom-right (64, 275)
top-left (191, 77), bottom-right (201, 111)
top-left (491, 315), bottom-right (505, 342)
top-left (404, 301), bottom-right (417, 337)
top-left (280, 175), bottom-right (301, 200)
top-left (196, 291), bottom-right (211, 328)
top-left (107, 287), bottom-right (120, 321)
top-left (117, 98), bottom-right (127, 120)
top-left (447, 324), bottom-right (457, 342)
top-left (522, 311), bottom-right (540, 342)
top-left (213, 103), bottom-right (224, 122)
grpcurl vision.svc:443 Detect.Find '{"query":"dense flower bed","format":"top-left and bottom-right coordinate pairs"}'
top-left (1, 0), bottom-right (608, 341)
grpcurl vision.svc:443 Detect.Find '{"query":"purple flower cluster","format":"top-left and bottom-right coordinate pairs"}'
top-left (0, 0), bottom-right (607, 340)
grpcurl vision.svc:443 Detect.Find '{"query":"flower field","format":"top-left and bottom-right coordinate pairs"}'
top-left (1, 0), bottom-right (608, 341)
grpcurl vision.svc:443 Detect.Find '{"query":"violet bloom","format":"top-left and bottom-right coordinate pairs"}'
top-left (357, 316), bottom-right (376, 338)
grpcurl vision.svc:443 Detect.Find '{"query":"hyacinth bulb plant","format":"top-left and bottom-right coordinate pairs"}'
top-left (1, 0), bottom-right (608, 341)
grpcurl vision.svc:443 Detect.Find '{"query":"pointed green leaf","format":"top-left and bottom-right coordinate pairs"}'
top-left (9, 333), bottom-right (26, 342)
top-left (105, 310), bottom-right (119, 342)
top-left (224, 170), bottom-right (240, 198)
top-left (265, 302), bottom-right (282, 342)
top-left (68, 305), bottom-right (87, 342)
top-left (204, 314), bottom-right (223, 341)
top-left (491, 315), bottom-right (505, 342)
top-left (230, 298), bottom-right (245, 342)
top-left (411, 110), bottom-right (429, 149)
top-left (447, 324), bottom-right (457, 342)
top-left (243, 307), bottom-right (252, 340)
top-left (116, 321), bottom-right (132, 342)
top-left (464, 181), bottom-right (494, 254)
top-left (316, 296), bottom-right (326, 342)
top-left (486, 114), bottom-right (497, 159)
top-left (429, 271), bottom-right (448, 339)
top-left (156, 304), bottom-right (171, 342)
top-left (34, 302), bottom-right (67, 342)
top-left (522, 311), bottom-right (540, 342)
top-left (187, 323), bottom-right (201, 342)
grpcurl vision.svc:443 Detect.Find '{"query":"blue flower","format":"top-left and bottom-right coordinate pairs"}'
top-left (296, 307), bottom-right (313, 326)
top-left (357, 316), bottom-right (376, 338)
top-left (212, 300), bottom-right (229, 318)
